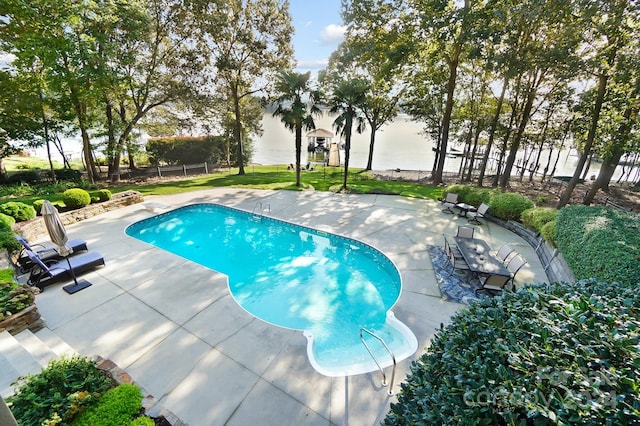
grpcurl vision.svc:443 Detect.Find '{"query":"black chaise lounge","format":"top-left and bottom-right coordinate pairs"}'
top-left (15, 235), bottom-right (89, 273)
top-left (25, 249), bottom-right (105, 290)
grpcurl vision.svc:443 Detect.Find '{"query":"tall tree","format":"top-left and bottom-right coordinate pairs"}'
top-left (186, 0), bottom-right (293, 175)
top-left (557, 0), bottom-right (634, 207)
top-left (272, 71), bottom-right (322, 187)
top-left (327, 78), bottom-right (369, 190)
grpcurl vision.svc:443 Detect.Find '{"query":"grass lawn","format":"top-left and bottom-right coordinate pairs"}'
top-left (0, 164), bottom-right (444, 206)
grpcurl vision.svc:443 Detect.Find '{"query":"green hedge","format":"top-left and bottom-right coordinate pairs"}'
top-left (384, 279), bottom-right (640, 425)
top-left (444, 185), bottom-right (534, 221)
top-left (146, 135), bottom-right (227, 166)
top-left (521, 207), bottom-right (559, 233)
top-left (71, 383), bottom-right (143, 426)
top-left (555, 205), bottom-right (640, 285)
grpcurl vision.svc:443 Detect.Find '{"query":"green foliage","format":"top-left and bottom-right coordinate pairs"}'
top-left (70, 383), bottom-right (143, 426)
top-left (520, 207), bottom-right (559, 232)
top-left (540, 220), bottom-right (556, 247)
top-left (90, 189), bottom-right (112, 202)
top-left (384, 279), bottom-right (640, 425)
top-left (145, 136), bottom-right (226, 166)
top-left (62, 188), bottom-right (92, 209)
top-left (0, 280), bottom-right (35, 320)
top-left (131, 417), bottom-right (155, 426)
top-left (0, 201), bottom-right (36, 222)
top-left (488, 192), bottom-right (535, 221)
top-left (443, 184), bottom-right (472, 201)
top-left (0, 229), bottom-right (22, 253)
top-left (32, 199), bottom-right (45, 215)
top-left (8, 356), bottom-right (113, 426)
top-left (7, 168), bottom-right (82, 185)
top-left (0, 212), bottom-right (16, 229)
top-left (555, 205), bottom-right (640, 285)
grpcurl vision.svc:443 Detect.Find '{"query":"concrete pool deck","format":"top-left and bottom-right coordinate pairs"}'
top-left (30, 188), bottom-right (548, 425)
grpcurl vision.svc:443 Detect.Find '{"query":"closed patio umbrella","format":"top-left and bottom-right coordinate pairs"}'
top-left (41, 200), bottom-right (92, 294)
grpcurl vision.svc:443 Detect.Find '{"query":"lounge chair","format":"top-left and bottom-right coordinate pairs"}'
top-left (440, 193), bottom-right (459, 214)
top-left (468, 203), bottom-right (490, 225)
top-left (475, 254), bottom-right (527, 295)
top-left (24, 249), bottom-right (105, 290)
top-left (14, 235), bottom-right (88, 273)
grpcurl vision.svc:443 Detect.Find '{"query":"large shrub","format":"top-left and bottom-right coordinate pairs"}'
top-left (146, 135), bottom-right (227, 165)
top-left (555, 205), bottom-right (640, 285)
top-left (8, 356), bottom-right (113, 426)
top-left (0, 212), bottom-right (15, 229)
top-left (62, 188), bottom-right (92, 209)
top-left (384, 279), bottom-right (640, 425)
top-left (521, 207), bottom-right (559, 232)
top-left (0, 201), bottom-right (36, 222)
top-left (488, 191), bottom-right (535, 221)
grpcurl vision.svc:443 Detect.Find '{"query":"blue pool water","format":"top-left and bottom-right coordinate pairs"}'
top-left (125, 203), bottom-right (417, 376)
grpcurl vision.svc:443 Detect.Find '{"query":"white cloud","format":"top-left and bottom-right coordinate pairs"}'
top-left (296, 59), bottom-right (329, 70)
top-left (319, 24), bottom-right (346, 45)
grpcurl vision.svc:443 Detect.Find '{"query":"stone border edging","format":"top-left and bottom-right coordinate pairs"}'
top-left (486, 214), bottom-right (576, 284)
top-left (93, 355), bottom-right (187, 426)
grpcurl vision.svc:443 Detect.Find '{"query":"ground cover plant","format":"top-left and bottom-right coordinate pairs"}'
top-left (7, 356), bottom-right (154, 426)
top-left (555, 205), bottom-right (640, 285)
top-left (384, 279), bottom-right (640, 425)
top-left (0, 279), bottom-right (35, 320)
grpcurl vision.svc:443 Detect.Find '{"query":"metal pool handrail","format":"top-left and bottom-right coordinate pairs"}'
top-left (360, 327), bottom-right (397, 396)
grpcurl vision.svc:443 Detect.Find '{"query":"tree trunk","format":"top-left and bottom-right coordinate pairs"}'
top-left (433, 52), bottom-right (460, 185)
top-left (295, 125), bottom-right (302, 186)
top-left (232, 84), bottom-right (245, 175)
top-left (365, 117), bottom-right (378, 171)
top-left (500, 71), bottom-right (540, 189)
top-left (557, 72), bottom-right (609, 207)
top-left (342, 114), bottom-right (353, 190)
top-left (478, 79), bottom-right (508, 187)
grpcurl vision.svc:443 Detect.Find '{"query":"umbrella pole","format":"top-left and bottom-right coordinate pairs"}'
top-left (62, 256), bottom-right (92, 294)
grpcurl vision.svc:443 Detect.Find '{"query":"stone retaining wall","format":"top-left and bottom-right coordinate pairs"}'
top-left (13, 191), bottom-right (144, 241)
top-left (488, 215), bottom-right (576, 284)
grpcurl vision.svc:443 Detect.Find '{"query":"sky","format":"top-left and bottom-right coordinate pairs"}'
top-left (288, 0), bottom-right (345, 74)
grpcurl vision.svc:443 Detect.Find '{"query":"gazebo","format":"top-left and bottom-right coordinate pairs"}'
top-left (306, 128), bottom-right (334, 153)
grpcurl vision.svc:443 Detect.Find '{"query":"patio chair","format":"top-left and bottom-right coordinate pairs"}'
top-left (440, 193), bottom-right (459, 214)
top-left (456, 225), bottom-right (475, 239)
top-left (14, 235), bottom-right (89, 273)
top-left (475, 253), bottom-right (527, 295)
top-left (494, 243), bottom-right (516, 264)
top-left (444, 237), bottom-right (470, 277)
top-left (25, 249), bottom-right (105, 291)
top-left (468, 203), bottom-right (490, 225)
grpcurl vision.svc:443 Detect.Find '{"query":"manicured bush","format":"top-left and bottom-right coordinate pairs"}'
top-left (463, 187), bottom-right (495, 207)
top-left (8, 356), bottom-right (113, 426)
top-left (520, 207), bottom-right (559, 232)
top-left (62, 188), bottom-right (92, 209)
top-left (71, 383), bottom-right (144, 426)
top-left (384, 279), bottom-right (640, 425)
top-left (90, 189), bottom-right (112, 202)
top-left (0, 212), bottom-right (15, 229)
top-left (0, 201), bottom-right (36, 222)
top-left (555, 205), bottom-right (640, 285)
top-left (32, 199), bottom-right (45, 215)
top-left (540, 220), bottom-right (556, 247)
top-left (487, 192), bottom-right (534, 221)
top-left (0, 230), bottom-right (22, 253)
top-left (443, 184), bottom-right (472, 201)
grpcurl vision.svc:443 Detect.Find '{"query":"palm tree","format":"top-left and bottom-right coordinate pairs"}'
top-left (328, 78), bottom-right (369, 190)
top-left (272, 71), bottom-right (322, 187)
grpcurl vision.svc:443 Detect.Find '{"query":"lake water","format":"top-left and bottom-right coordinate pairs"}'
top-left (254, 112), bottom-right (636, 181)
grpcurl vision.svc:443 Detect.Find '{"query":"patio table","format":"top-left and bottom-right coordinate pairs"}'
top-left (454, 237), bottom-right (510, 277)
top-left (455, 203), bottom-right (476, 217)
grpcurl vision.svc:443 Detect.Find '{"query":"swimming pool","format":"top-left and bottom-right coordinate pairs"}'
top-left (125, 203), bottom-right (417, 376)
